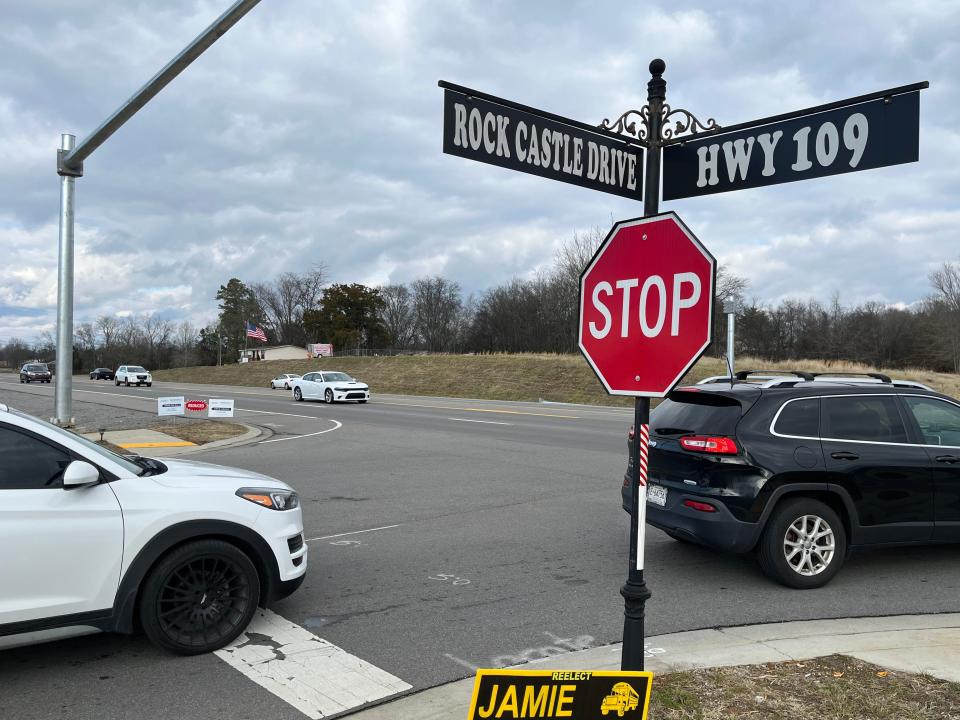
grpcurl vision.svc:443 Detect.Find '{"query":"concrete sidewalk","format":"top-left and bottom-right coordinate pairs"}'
top-left (352, 613), bottom-right (960, 719)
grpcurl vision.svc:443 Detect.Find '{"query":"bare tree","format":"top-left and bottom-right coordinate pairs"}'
top-left (929, 260), bottom-right (960, 372)
top-left (379, 284), bottom-right (416, 349)
top-left (411, 276), bottom-right (463, 352)
top-left (253, 267), bottom-right (326, 346)
top-left (175, 321), bottom-right (197, 367)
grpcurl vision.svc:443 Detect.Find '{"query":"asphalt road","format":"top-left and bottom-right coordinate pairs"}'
top-left (2, 375), bottom-right (959, 719)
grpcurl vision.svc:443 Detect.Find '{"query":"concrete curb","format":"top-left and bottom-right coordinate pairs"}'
top-left (153, 422), bottom-right (270, 456)
top-left (348, 613), bottom-right (960, 720)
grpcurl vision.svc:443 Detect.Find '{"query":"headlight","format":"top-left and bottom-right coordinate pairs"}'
top-left (236, 487), bottom-right (300, 511)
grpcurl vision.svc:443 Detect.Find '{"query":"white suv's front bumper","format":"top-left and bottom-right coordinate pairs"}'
top-left (255, 506), bottom-right (308, 584)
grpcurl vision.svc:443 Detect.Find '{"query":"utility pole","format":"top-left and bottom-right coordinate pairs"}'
top-left (53, 0), bottom-right (262, 425)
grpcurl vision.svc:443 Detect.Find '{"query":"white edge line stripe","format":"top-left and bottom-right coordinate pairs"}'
top-left (306, 524), bottom-right (401, 542)
top-left (259, 420), bottom-right (342, 443)
top-left (446, 417), bottom-right (513, 425)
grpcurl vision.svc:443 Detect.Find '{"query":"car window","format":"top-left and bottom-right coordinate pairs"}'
top-left (903, 396), bottom-right (960, 447)
top-left (323, 372), bottom-right (352, 382)
top-left (821, 395), bottom-right (909, 443)
top-left (652, 391), bottom-right (743, 436)
top-left (774, 398), bottom-right (820, 437)
top-left (128, 366), bottom-right (147, 373)
top-left (303, 373), bottom-right (315, 382)
top-left (0, 424), bottom-right (72, 489)
top-left (8, 409), bottom-right (142, 476)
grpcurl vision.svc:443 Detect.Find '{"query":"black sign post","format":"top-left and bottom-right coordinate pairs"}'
top-left (438, 63), bottom-right (927, 677)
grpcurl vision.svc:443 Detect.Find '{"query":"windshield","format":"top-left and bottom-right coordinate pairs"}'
top-left (11, 408), bottom-right (145, 476)
top-left (128, 366), bottom-right (148, 373)
top-left (324, 372), bottom-right (353, 382)
top-left (24, 364), bottom-right (47, 371)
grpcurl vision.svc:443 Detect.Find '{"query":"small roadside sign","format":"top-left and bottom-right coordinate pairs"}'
top-left (662, 85), bottom-right (923, 200)
top-left (467, 669), bottom-right (652, 720)
top-left (157, 396), bottom-right (185, 417)
top-left (208, 399), bottom-right (235, 418)
top-left (185, 400), bottom-right (208, 412)
top-left (441, 83), bottom-right (644, 201)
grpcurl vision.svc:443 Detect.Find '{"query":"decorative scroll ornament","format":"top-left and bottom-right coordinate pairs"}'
top-left (599, 104), bottom-right (720, 144)
top-left (599, 106), bottom-right (649, 142)
top-left (660, 104), bottom-right (721, 141)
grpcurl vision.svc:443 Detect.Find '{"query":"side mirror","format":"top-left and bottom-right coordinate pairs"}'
top-left (63, 460), bottom-right (100, 488)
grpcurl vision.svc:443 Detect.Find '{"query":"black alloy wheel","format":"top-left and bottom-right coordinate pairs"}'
top-left (139, 539), bottom-right (260, 655)
top-left (324, 389), bottom-right (334, 404)
top-left (294, 386), bottom-right (303, 401)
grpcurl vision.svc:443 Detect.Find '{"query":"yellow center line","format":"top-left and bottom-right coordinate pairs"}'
top-left (374, 400), bottom-right (579, 419)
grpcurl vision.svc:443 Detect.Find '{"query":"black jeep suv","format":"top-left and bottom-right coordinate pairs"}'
top-left (623, 372), bottom-right (960, 588)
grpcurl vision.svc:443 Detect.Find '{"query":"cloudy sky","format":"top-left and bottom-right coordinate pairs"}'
top-left (1, 0), bottom-right (957, 342)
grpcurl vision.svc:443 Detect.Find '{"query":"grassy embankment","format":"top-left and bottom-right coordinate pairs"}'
top-left (152, 354), bottom-right (960, 407)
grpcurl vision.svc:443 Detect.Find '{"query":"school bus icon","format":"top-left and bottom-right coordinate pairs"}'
top-left (600, 682), bottom-right (640, 716)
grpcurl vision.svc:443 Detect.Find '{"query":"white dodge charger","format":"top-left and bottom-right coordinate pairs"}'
top-left (291, 371), bottom-right (370, 404)
top-left (0, 403), bottom-right (307, 655)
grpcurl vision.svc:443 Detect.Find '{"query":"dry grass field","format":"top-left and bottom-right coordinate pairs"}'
top-left (152, 353), bottom-right (960, 407)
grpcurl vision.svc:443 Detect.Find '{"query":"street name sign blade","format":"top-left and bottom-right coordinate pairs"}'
top-left (442, 88), bottom-right (644, 201)
top-left (578, 212), bottom-right (715, 397)
top-left (663, 90), bottom-right (921, 200)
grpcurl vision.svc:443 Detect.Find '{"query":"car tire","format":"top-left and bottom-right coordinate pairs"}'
top-left (147, 383), bottom-right (152, 387)
top-left (125, 380), bottom-right (130, 387)
top-left (20, 378), bottom-right (24, 383)
top-left (324, 389), bottom-right (333, 404)
top-left (139, 539), bottom-right (260, 655)
top-left (284, 383), bottom-right (290, 390)
top-left (757, 497), bottom-right (846, 589)
top-left (294, 387), bottom-right (303, 402)
top-left (359, 399), bottom-right (367, 404)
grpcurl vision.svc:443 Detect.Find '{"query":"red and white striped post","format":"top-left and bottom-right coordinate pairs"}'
top-left (636, 422), bottom-right (650, 568)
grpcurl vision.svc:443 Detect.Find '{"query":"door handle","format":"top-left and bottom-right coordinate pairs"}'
top-left (831, 451), bottom-right (860, 461)
top-left (935, 455), bottom-right (960, 464)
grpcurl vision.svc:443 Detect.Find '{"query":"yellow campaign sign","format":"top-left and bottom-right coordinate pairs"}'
top-left (467, 669), bottom-right (652, 720)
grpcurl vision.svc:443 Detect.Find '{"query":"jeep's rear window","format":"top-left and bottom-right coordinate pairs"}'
top-left (651, 392), bottom-right (743, 436)
top-left (774, 398), bottom-right (820, 437)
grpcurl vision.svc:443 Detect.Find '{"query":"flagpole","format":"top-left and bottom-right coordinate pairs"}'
top-left (243, 317), bottom-right (248, 362)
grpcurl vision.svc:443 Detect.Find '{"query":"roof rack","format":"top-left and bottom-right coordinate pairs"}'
top-left (811, 372), bottom-right (892, 383)
top-left (735, 369), bottom-right (815, 382)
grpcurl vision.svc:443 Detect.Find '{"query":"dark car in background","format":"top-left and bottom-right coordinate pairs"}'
top-left (19, 363), bottom-right (52, 384)
top-left (89, 367), bottom-right (114, 380)
top-left (623, 371), bottom-right (960, 589)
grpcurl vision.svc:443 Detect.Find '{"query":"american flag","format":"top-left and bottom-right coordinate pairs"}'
top-left (246, 321), bottom-right (267, 342)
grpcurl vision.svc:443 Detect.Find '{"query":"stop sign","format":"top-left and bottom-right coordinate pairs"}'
top-left (578, 212), bottom-right (716, 397)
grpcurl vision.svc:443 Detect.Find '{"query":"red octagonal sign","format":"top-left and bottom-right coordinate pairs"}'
top-left (579, 212), bottom-right (716, 397)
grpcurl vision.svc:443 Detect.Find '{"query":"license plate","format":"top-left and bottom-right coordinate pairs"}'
top-left (647, 484), bottom-right (667, 507)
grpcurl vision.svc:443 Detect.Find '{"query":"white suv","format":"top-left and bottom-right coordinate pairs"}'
top-left (0, 403), bottom-right (307, 654)
top-left (115, 365), bottom-right (152, 387)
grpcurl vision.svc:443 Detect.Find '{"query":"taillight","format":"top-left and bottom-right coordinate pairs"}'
top-left (679, 435), bottom-right (739, 454)
top-left (628, 425), bottom-right (635, 441)
top-left (683, 499), bottom-right (717, 513)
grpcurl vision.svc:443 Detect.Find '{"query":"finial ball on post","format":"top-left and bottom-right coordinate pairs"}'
top-left (649, 58), bottom-right (665, 75)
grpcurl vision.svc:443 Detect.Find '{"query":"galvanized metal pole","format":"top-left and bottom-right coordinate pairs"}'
top-left (54, 134), bottom-right (77, 425)
top-left (621, 58), bottom-right (665, 672)
top-left (52, 0), bottom-right (262, 425)
top-left (725, 300), bottom-right (736, 376)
